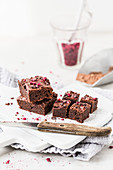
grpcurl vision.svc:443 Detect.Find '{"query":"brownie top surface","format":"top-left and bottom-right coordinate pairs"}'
top-left (81, 95), bottom-right (98, 102)
top-left (20, 76), bottom-right (53, 90)
top-left (70, 102), bottom-right (90, 113)
top-left (53, 99), bottom-right (71, 109)
top-left (63, 91), bottom-right (80, 99)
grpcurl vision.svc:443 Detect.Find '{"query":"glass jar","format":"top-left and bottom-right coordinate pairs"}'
top-left (50, 11), bottom-right (92, 68)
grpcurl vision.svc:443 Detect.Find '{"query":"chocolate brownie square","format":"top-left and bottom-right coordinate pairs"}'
top-left (18, 76), bottom-right (53, 103)
top-left (53, 99), bottom-right (71, 118)
top-left (17, 92), bottom-right (57, 115)
top-left (63, 91), bottom-right (80, 104)
top-left (80, 95), bottom-right (98, 113)
top-left (68, 102), bottom-right (91, 123)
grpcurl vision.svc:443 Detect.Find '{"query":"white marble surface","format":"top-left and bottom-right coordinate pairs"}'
top-left (0, 32), bottom-right (113, 169)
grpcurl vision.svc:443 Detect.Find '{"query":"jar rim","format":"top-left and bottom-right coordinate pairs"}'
top-left (50, 11), bottom-right (92, 32)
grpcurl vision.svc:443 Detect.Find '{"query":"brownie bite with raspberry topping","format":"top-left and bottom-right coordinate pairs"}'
top-left (80, 94), bottom-right (98, 113)
top-left (63, 91), bottom-right (80, 104)
top-left (69, 102), bottom-right (91, 123)
top-left (52, 99), bottom-right (71, 118)
top-left (18, 76), bottom-right (53, 103)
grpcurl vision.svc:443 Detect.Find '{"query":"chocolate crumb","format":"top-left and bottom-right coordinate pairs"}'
top-left (5, 103), bottom-right (10, 106)
top-left (51, 117), bottom-right (56, 120)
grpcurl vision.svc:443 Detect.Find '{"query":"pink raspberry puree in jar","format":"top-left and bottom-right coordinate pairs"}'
top-left (57, 40), bottom-right (84, 66)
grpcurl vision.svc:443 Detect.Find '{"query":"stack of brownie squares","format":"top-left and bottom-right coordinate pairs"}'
top-left (17, 76), bottom-right (57, 115)
top-left (53, 91), bottom-right (98, 123)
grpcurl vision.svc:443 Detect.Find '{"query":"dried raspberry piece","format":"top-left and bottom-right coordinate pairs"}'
top-left (35, 76), bottom-right (38, 78)
top-left (93, 98), bottom-right (97, 100)
top-left (46, 158), bottom-right (51, 162)
top-left (76, 102), bottom-right (79, 104)
top-left (22, 117), bottom-right (27, 120)
top-left (35, 118), bottom-right (39, 121)
top-left (67, 93), bottom-right (71, 97)
top-left (57, 98), bottom-right (61, 102)
top-left (49, 71), bottom-right (53, 74)
top-left (6, 160), bottom-right (10, 164)
top-left (109, 146), bottom-right (113, 149)
top-left (43, 77), bottom-right (46, 81)
top-left (31, 78), bottom-right (37, 82)
top-left (30, 81), bottom-right (33, 85)
top-left (61, 118), bottom-right (64, 121)
top-left (37, 83), bottom-right (41, 86)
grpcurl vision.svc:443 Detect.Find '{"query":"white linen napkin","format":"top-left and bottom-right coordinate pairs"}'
top-left (0, 66), bottom-right (113, 161)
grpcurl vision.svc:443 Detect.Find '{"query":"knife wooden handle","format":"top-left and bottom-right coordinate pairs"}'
top-left (38, 121), bottom-right (112, 137)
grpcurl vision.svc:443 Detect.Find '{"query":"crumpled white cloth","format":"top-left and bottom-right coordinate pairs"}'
top-left (1, 66), bottom-right (113, 161)
top-left (41, 118), bottom-right (113, 161)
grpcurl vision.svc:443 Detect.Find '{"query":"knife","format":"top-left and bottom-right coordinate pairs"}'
top-left (0, 121), bottom-right (112, 137)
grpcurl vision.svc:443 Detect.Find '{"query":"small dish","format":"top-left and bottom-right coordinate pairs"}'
top-left (76, 48), bottom-right (113, 87)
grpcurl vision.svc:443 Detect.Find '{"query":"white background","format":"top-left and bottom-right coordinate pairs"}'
top-left (0, 1), bottom-right (113, 169)
top-left (0, 0), bottom-right (113, 37)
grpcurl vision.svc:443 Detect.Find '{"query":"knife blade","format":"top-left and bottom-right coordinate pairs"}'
top-left (0, 121), bottom-right (39, 130)
top-left (0, 121), bottom-right (112, 137)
